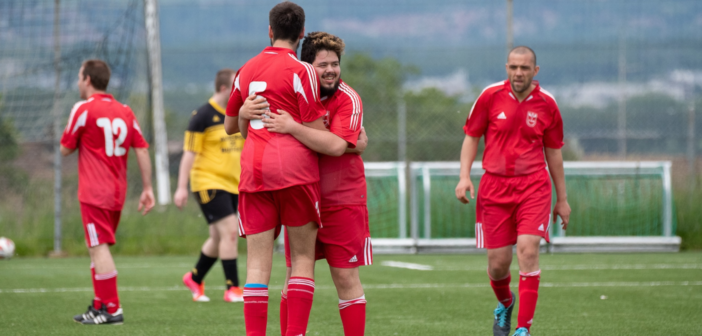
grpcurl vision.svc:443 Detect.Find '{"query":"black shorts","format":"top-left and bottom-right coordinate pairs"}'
top-left (193, 189), bottom-right (239, 224)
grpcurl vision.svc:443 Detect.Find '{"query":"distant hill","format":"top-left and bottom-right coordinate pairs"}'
top-left (158, 0), bottom-right (702, 85)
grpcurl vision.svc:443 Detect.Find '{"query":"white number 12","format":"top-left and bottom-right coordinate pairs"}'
top-left (96, 117), bottom-right (128, 157)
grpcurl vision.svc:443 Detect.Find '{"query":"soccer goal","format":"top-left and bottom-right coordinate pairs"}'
top-left (366, 161), bottom-right (681, 254)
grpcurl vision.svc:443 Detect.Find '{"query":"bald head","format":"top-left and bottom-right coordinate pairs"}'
top-left (509, 46), bottom-right (536, 66)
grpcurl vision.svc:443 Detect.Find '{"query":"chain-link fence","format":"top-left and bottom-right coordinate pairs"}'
top-left (1, 0), bottom-right (701, 255)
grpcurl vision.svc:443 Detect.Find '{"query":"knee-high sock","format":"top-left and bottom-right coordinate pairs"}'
top-left (517, 270), bottom-right (541, 331)
top-left (280, 292), bottom-right (288, 336)
top-left (339, 295), bottom-right (367, 336)
top-left (191, 251), bottom-right (217, 284)
top-left (489, 273), bottom-right (513, 307)
top-left (90, 263), bottom-right (102, 309)
top-left (286, 277), bottom-right (315, 336)
top-left (243, 284), bottom-right (269, 336)
top-left (94, 270), bottom-right (119, 314)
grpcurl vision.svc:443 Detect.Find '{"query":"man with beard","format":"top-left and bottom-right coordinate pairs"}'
top-left (240, 31), bottom-right (370, 336)
top-left (224, 2), bottom-right (347, 335)
top-left (455, 46), bottom-right (571, 336)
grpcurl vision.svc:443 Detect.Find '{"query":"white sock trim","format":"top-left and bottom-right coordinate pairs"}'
top-left (339, 294), bottom-right (367, 309)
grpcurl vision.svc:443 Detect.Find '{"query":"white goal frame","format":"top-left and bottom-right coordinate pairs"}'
top-left (365, 161), bottom-right (680, 254)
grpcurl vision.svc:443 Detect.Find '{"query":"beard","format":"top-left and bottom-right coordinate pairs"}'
top-left (510, 78), bottom-right (532, 94)
top-left (320, 79), bottom-right (340, 97)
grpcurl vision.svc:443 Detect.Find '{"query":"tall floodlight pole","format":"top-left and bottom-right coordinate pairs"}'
top-left (52, 0), bottom-right (63, 255)
top-left (144, 0), bottom-right (171, 205)
top-left (506, 0), bottom-right (513, 55)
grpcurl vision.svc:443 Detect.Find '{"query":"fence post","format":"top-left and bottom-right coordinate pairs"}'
top-left (51, 0), bottom-right (63, 256)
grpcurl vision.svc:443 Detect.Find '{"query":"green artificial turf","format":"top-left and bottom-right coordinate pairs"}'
top-left (1, 252), bottom-right (701, 335)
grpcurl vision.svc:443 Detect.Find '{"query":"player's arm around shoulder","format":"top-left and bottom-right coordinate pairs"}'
top-left (263, 109), bottom-right (347, 157)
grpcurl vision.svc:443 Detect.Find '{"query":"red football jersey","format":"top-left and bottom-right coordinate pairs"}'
top-left (464, 80), bottom-right (564, 176)
top-left (226, 46), bottom-right (326, 192)
top-left (61, 93), bottom-right (149, 210)
top-left (319, 80), bottom-right (366, 207)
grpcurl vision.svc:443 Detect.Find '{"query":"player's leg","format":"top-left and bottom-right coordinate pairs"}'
top-left (280, 266), bottom-right (292, 336)
top-left (76, 203), bottom-right (123, 325)
top-left (330, 267), bottom-right (366, 336)
top-left (285, 222), bottom-right (318, 336)
top-left (513, 169), bottom-right (553, 335)
top-left (239, 190), bottom-right (280, 336)
top-left (215, 212), bottom-right (243, 302)
top-left (243, 228), bottom-right (276, 336)
top-left (320, 205), bottom-right (371, 336)
top-left (476, 173), bottom-right (518, 336)
top-left (277, 183), bottom-right (322, 336)
top-left (514, 235), bottom-right (541, 335)
top-left (184, 190), bottom-right (222, 302)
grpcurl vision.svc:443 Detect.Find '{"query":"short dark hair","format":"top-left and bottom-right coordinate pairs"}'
top-left (215, 68), bottom-right (236, 92)
top-left (82, 59), bottom-right (111, 91)
top-left (269, 1), bottom-right (305, 43)
top-left (509, 46), bottom-right (537, 66)
top-left (300, 32), bottom-right (345, 64)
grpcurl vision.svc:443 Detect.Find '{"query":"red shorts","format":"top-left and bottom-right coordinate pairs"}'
top-left (238, 182), bottom-right (321, 238)
top-left (80, 202), bottom-right (121, 247)
top-left (285, 205), bottom-right (372, 268)
top-left (475, 169), bottom-right (552, 249)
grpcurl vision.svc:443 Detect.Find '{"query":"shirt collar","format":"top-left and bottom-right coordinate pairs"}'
top-left (503, 80), bottom-right (541, 100)
top-left (90, 93), bottom-right (113, 100)
top-left (263, 46), bottom-right (297, 57)
top-left (208, 98), bottom-right (226, 114)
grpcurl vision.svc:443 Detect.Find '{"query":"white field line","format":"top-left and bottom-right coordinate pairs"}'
top-left (381, 261), bottom-right (434, 271)
top-left (432, 264), bottom-right (702, 271)
top-left (2, 281), bottom-right (702, 294)
top-left (0, 263), bottom-right (196, 270)
top-left (2, 263), bottom-right (700, 271)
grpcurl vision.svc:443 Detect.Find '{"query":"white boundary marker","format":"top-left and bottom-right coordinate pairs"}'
top-left (2, 281), bottom-right (702, 294)
top-left (381, 261), bottom-right (434, 270)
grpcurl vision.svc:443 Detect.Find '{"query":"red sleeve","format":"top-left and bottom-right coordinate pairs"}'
top-left (543, 103), bottom-right (564, 149)
top-left (329, 90), bottom-right (363, 147)
top-left (129, 111), bottom-right (149, 148)
top-left (294, 64), bottom-right (326, 122)
top-left (463, 90), bottom-right (491, 137)
top-left (226, 69), bottom-right (243, 117)
top-left (60, 101), bottom-right (89, 149)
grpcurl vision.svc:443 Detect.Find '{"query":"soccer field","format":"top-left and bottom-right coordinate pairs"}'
top-left (1, 252), bottom-right (701, 335)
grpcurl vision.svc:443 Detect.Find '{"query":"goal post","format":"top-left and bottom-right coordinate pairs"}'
top-left (365, 161), bottom-right (680, 254)
top-left (144, 0), bottom-right (171, 205)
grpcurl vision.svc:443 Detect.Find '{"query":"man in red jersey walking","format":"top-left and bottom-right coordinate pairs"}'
top-left (241, 31), bottom-right (370, 336)
top-left (455, 46), bottom-right (571, 336)
top-left (61, 59), bottom-right (155, 325)
top-left (224, 3), bottom-right (341, 335)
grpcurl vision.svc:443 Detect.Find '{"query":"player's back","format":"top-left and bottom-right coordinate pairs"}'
top-left (62, 93), bottom-right (148, 210)
top-left (231, 46), bottom-right (326, 192)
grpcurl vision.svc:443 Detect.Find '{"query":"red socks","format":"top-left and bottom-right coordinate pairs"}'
top-left (244, 285), bottom-right (269, 336)
top-left (517, 270), bottom-right (541, 331)
top-left (286, 277), bottom-right (315, 336)
top-left (94, 270), bottom-right (119, 314)
top-left (489, 273), bottom-right (513, 307)
top-left (339, 295), bottom-right (367, 336)
top-left (90, 263), bottom-right (102, 309)
top-left (280, 292), bottom-right (288, 336)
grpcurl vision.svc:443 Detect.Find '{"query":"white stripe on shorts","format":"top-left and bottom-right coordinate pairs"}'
top-left (87, 223), bottom-right (99, 247)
